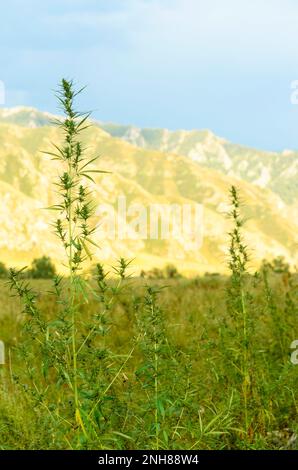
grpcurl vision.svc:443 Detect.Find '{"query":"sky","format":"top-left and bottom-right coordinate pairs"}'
top-left (1, 0), bottom-right (298, 151)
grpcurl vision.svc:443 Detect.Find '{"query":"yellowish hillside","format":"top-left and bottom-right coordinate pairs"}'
top-left (0, 122), bottom-right (297, 274)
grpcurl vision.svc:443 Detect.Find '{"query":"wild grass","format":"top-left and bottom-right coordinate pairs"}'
top-left (0, 80), bottom-right (297, 450)
top-left (0, 273), bottom-right (297, 449)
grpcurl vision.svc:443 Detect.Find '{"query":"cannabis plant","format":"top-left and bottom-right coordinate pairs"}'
top-left (7, 80), bottom-right (117, 446)
top-left (135, 285), bottom-right (173, 449)
top-left (224, 186), bottom-right (255, 442)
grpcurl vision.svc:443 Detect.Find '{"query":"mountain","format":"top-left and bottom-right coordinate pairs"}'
top-left (1, 107), bottom-right (297, 205)
top-left (0, 112), bottom-right (297, 275)
top-left (99, 124), bottom-right (298, 206)
top-left (0, 106), bottom-right (57, 128)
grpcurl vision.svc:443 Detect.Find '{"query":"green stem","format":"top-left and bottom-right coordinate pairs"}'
top-left (77, 278), bottom-right (122, 356)
top-left (241, 287), bottom-right (249, 437)
top-left (68, 154), bottom-right (79, 420)
top-left (88, 338), bottom-right (138, 419)
top-left (153, 304), bottom-right (159, 451)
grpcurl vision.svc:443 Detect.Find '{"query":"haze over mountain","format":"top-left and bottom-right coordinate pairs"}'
top-left (0, 106), bottom-right (297, 274)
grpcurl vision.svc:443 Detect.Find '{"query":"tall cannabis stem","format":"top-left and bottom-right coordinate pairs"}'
top-left (136, 286), bottom-right (167, 450)
top-left (50, 79), bottom-right (102, 430)
top-left (227, 186), bottom-right (250, 438)
top-left (68, 133), bottom-right (78, 421)
top-left (153, 301), bottom-right (159, 450)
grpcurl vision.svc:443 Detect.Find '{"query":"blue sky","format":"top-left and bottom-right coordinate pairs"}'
top-left (1, 0), bottom-right (298, 151)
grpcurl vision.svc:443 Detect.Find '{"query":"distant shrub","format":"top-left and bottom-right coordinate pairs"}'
top-left (141, 264), bottom-right (182, 279)
top-left (148, 268), bottom-right (165, 279)
top-left (192, 273), bottom-right (223, 289)
top-left (0, 261), bottom-right (8, 278)
top-left (165, 264), bottom-right (181, 279)
top-left (261, 256), bottom-right (290, 274)
top-left (29, 256), bottom-right (57, 279)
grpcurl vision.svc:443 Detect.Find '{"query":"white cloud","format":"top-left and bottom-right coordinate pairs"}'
top-left (42, 0), bottom-right (298, 68)
top-left (124, 0), bottom-right (298, 62)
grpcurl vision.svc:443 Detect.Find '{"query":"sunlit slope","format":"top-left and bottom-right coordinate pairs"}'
top-left (0, 122), bottom-right (297, 273)
top-left (1, 107), bottom-right (297, 203)
top-left (100, 124), bottom-right (298, 205)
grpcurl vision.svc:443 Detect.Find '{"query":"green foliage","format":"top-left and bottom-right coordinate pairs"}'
top-left (261, 256), bottom-right (290, 274)
top-left (141, 264), bottom-right (182, 280)
top-left (224, 187), bottom-right (258, 444)
top-left (0, 261), bottom-right (8, 278)
top-left (165, 264), bottom-right (181, 279)
top-left (1, 273), bottom-right (297, 449)
top-left (135, 285), bottom-right (173, 449)
top-left (29, 256), bottom-right (57, 279)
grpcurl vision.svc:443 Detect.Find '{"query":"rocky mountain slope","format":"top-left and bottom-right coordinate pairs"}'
top-left (100, 123), bottom-right (298, 206)
top-left (0, 107), bottom-right (297, 274)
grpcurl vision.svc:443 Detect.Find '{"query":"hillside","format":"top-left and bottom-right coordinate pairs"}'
top-left (0, 113), bottom-right (297, 274)
top-left (1, 107), bottom-right (297, 205)
top-left (100, 124), bottom-right (298, 206)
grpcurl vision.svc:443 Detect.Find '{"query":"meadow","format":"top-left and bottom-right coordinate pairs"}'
top-left (0, 269), bottom-right (297, 450)
top-left (0, 80), bottom-right (297, 450)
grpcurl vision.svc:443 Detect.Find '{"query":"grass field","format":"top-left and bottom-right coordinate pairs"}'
top-left (0, 269), bottom-right (297, 450)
